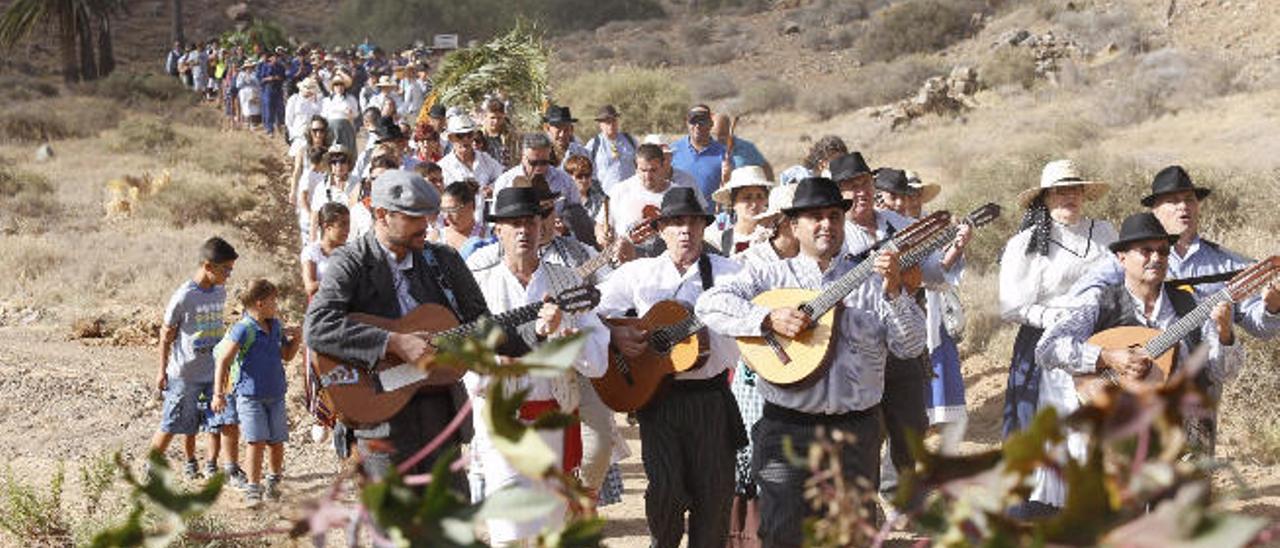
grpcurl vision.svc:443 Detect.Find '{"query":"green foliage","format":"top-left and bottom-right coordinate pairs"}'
top-left (362, 449), bottom-right (481, 546)
top-left (432, 23), bottom-right (550, 129)
top-left (91, 452), bottom-right (224, 547)
top-left (327, 0), bottom-right (664, 49)
top-left (856, 0), bottom-right (983, 63)
top-left (0, 463), bottom-right (71, 544)
top-left (79, 452), bottom-right (117, 516)
top-left (556, 68), bottom-right (691, 134)
top-left (219, 18), bottom-right (288, 53)
top-left (110, 115), bottom-right (191, 155)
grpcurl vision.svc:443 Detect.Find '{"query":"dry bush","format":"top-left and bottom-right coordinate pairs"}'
top-left (737, 79), bottom-right (796, 113)
top-left (622, 38), bottom-right (678, 68)
top-left (0, 159), bottom-right (60, 231)
top-left (557, 68), bottom-right (691, 133)
top-left (1091, 49), bottom-right (1241, 127)
top-left (982, 46), bottom-right (1038, 90)
top-left (802, 26), bottom-right (859, 52)
top-left (856, 0), bottom-right (983, 63)
top-left (82, 71), bottom-right (192, 106)
top-left (689, 42), bottom-right (738, 65)
top-left (797, 54), bottom-right (944, 118)
top-left (688, 71), bottom-right (739, 101)
top-left (1223, 341), bottom-right (1280, 463)
top-left (141, 174), bottom-right (256, 228)
top-left (0, 73), bottom-right (59, 102)
top-left (1054, 5), bottom-right (1155, 54)
top-left (0, 109), bottom-right (76, 143)
top-left (790, 0), bottom-right (877, 28)
top-left (187, 130), bottom-right (272, 176)
top-left (109, 116), bottom-right (191, 156)
top-left (678, 19), bottom-right (716, 49)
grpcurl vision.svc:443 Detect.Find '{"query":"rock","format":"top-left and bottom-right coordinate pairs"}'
top-left (781, 21), bottom-right (801, 35)
top-left (34, 143), bottom-right (54, 162)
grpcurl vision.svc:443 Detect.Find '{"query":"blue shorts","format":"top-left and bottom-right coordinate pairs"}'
top-left (210, 393), bottom-right (238, 428)
top-left (160, 378), bottom-right (216, 435)
top-left (237, 395), bottom-right (288, 444)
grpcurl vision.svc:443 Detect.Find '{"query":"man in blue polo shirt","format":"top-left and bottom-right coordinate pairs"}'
top-left (670, 105), bottom-right (728, 205)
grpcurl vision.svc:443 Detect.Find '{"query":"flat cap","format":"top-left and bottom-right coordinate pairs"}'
top-left (371, 170), bottom-right (440, 217)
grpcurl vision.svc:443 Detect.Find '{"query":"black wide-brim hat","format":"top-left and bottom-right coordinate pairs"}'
top-left (873, 168), bottom-right (917, 196)
top-left (650, 187), bottom-right (714, 228)
top-left (542, 105), bottom-right (578, 125)
top-left (828, 152), bottom-right (872, 182)
top-left (782, 177), bottom-right (852, 214)
top-left (487, 187), bottom-right (544, 221)
top-left (1140, 165), bottom-right (1211, 207)
top-left (1108, 212), bottom-right (1180, 252)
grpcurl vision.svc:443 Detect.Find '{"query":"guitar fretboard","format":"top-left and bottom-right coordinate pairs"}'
top-left (1144, 289), bottom-right (1230, 358)
top-left (433, 301), bottom-right (542, 342)
top-left (651, 314), bottom-right (704, 352)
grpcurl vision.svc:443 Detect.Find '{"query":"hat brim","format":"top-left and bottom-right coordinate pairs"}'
top-left (650, 213), bottom-right (715, 229)
top-left (711, 182), bottom-right (773, 206)
top-left (1139, 187), bottom-right (1211, 208)
top-left (1017, 181), bottom-right (1109, 209)
top-left (594, 115), bottom-right (618, 121)
top-left (916, 183), bottom-right (941, 203)
top-left (446, 126), bottom-right (478, 135)
top-left (1107, 233), bottom-right (1180, 253)
top-left (781, 198), bottom-right (853, 215)
top-left (486, 209), bottom-right (544, 223)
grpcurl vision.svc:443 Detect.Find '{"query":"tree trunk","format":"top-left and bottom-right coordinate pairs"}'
top-left (97, 13), bottom-right (115, 77)
top-left (172, 0), bottom-right (184, 45)
top-left (60, 10), bottom-right (79, 84)
top-left (77, 11), bottom-right (98, 82)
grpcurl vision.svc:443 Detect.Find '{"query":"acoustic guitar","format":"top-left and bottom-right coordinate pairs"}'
top-left (592, 300), bottom-right (710, 412)
top-left (739, 204), bottom-right (1003, 386)
top-left (311, 284), bottom-right (600, 426)
top-left (574, 202), bottom-right (660, 281)
top-left (1074, 255), bottom-right (1280, 404)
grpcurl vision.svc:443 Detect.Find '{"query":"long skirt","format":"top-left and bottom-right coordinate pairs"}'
top-left (925, 327), bottom-right (967, 425)
top-left (730, 361), bottom-right (764, 496)
top-left (1002, 325), bottom-right (1045, 439)
top-left (328, 117), bottom-right (356, 153)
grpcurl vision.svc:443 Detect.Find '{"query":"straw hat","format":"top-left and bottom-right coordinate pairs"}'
top-left (753, 182), bottom-right (799, 224)
top-left (375, 75), bottom-right (398, 89)
top-left (445, 114), bottom-right (479, 135)
top-left (904, 170), bottom-right (941, 203)
top-left (712, 166), bottom-right (775, 206)
top-left (1016, 159), bottom-right (1109, 209)
top-left (329, 71), bottom-right (352, 89)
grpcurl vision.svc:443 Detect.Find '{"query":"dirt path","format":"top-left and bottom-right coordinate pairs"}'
top-left (0, 324), bottom-right (1276, 546)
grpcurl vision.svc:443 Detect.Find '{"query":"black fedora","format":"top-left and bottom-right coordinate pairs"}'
top-left (828, 152), bottom-right (872, 183)
top-left (782, 177), bottom-right (852, 214)
top-left (873, 168), bottom-right (917, 196)
top-left (1108, 212), bottom-right (1180, 253)
top-left (1140, 165), bottom-right (1211, 207)
top-left (374, 116), bottom-right (405, 143)
top-left (487, 187), bottom-right (544, 222)
top-left (650, 187), bottom-right (714, 227)
top-left (542, 105), bottom-right (578, 125)
top-left (511, 174), bottom-right (560, 212)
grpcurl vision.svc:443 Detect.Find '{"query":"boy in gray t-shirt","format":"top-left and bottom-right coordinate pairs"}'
top-left (147, 237), bottom-right (239, 480)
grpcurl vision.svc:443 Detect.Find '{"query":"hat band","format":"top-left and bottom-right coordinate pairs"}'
top-left (1053, 177), bottom-right (1084, 184)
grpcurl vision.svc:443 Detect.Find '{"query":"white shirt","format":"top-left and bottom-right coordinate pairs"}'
top-left (492, 165), bottom-right (583, 205)
top-left (285, 94), bottom-right (322, 142)
top-left (596, 174), bottom-right (702, 238)
top-left (438, 149), bottom-right (505, 187)
top-left (595, 253), bottom-right (743, 380)
top-left (998, 218), bottom-right (1119, 329)
top-left (697, 253), bottom-right (926, 413)
top-left (321, 93), bottom-right (358, 121)
top-left (401, 78), bottom-right (431, 119)
top-left (301, 241), bottom-right (338, 284)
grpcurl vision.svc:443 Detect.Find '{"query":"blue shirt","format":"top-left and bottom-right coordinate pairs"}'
top-left (723, 137), bottom-right (768, 170)
top-left (670, 137), bottom-right (726, 204)
top-left (256, 61), bottom-right (286, 93)
top-left (226, 316), bottom-right (287, 397)
top-left (1070, 235), bottom-right (1280, 339)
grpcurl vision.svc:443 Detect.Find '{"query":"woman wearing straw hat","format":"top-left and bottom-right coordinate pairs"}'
top-left (321, 71), bottom-right (359, 151)
top-left (706, 166), bottom-right (776, 258)
top-left (285, 77), bottom-right (324, 147)
top-left (998, 160), bottom-right (1117, 443)
top-left (235, 58), bottom-right (262, 130)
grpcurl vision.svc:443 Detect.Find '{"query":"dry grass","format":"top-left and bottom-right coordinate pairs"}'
top-left (981, 46), bottom-right (1038, 90)
top-left (0, 158), bottom-right (59, 232)
top-left (797, 54), bottom-right (945, 119)
top-left (687, 70), bottom-right (739, 101)
top-left (856, 0), bottom-right (984, 63)
top-left (736, 78), bottom-right (796, 114)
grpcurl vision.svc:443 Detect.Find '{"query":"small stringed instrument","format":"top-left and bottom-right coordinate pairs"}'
top-left (739, 204), bottom-right (1003, 386)
top-left (575, 203), bottom-right (660, 280)
top-left (311, 284), bottom-right (600, 426)
top-left (592, 300), bottom-right (710, 412)
top-left (1074, 256), bottom-right (1280, 404)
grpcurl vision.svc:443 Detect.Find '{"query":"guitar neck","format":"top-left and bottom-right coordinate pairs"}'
top-left (804, 223), bottom-right (958, 318)
top-left (435, 301), bottom-right (542, 341)
top-left (575, 245), bottom-right (614, 280)
top-left (1143, 288), bottom-right (1231, 358)
top-left (652, 315), bottom-right (705, 351)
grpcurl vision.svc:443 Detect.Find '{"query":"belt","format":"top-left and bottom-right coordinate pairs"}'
top-left (669, 370), bottom-right (729, 393)
top-left (763, 402), bottom-right (877, 426)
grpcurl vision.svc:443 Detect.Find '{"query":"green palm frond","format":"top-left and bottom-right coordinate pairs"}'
top-left (432, 21), bottom-right (550, 129)
top-left (0, 0), bottom-right (51, 49)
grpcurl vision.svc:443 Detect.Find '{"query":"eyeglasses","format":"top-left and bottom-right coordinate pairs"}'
top-left (329, 157), bottom-right (350, 165)
top-left (688, 118), bottom-right (711, 127)
top-left (527, 159), bottom-right (552, 167)
top-left (439, 205), bottom-right (467, 214)
top-left (310, 127), bottom-right (327, 132)
top-left (1131, 245), bottom-right (1172, 257)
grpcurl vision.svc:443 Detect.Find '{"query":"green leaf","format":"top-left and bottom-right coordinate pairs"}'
top-left (1001, 407), bottom-right (1061, 476)
top-left (519, 332), bottom-right (587, 376)
top-left (90, 502), bottom-right (145, 548)
top-left (531, 411), bottom-right (579, 431)
top-left (475, 486), bottom-right (561, 523)
top-left (485, 384), bottom-right (557, 477)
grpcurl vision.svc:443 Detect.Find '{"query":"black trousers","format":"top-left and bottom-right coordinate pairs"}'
top-left (637, 382), bottom-right (741, 548)
top-left (355, 391), bottom-right (469, 496)
top-left (752, 404), bottom-right (881, 548)
top-left (880, 354), bottom-right (929, 487)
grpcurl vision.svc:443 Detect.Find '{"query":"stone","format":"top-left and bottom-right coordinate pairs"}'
top-left (34, 143), bottom-right (54, 162)
top-left (781, 21), bottom-right (801, 35)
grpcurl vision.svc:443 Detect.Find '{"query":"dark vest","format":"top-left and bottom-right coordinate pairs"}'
top-left (1091, 282), bottom-right (1202, 369)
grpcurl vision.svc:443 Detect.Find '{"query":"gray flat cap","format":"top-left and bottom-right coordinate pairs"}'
top-left (371, 170), bottom-right (440, 217)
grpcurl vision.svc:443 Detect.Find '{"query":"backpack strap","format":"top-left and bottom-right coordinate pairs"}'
top-left (227, 317), bottom-right (258, 389)
top-left (698, 253), bottom-right (714, 291)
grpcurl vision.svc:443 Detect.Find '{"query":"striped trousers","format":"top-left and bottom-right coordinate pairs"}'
top-left (637, 381), bottom-right (741, 548)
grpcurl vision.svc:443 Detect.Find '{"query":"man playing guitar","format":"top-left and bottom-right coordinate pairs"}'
top-left (303, 171), bottom-right (527, 489)
top-left (595, 187), bottom-right (747, 548)
top-left (696, 177), bottom-right (926, 548)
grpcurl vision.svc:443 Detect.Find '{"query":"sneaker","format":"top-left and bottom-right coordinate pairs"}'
top-left (184, 459), bottom-right (202, 480)
top-left (203, 461), bottom-right (219, 479)
top-left (223, 465), bottom-right (249, 490)
top-left (244, 483), bottom-right (264, 507)
top-left (264, 473), bottom-right (282, 501)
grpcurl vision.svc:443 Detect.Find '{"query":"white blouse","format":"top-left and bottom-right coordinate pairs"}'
top-left (998, 218), bottom-right (1118, 330)
top-left (320, 94), bottom-right (358, 121)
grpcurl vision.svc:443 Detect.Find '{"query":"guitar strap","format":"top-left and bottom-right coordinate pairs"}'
top-left (698, 253), bottom-right (714, 290)
top-left (420, 247), bottom-right (461, 318)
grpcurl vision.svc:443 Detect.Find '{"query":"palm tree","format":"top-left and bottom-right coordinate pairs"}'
top-left (171, 0), bottom-right (183, 45)
top-left (0, 0), bottom-right (83, 84)
top-left (90, 0), bottom-right (126, 78)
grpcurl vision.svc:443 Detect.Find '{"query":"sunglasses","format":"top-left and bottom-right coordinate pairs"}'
top-left (570, 171), bottom-right (593, 179)
top-left (527, 159), bottom-right (552, 167)
top-left (310, 127), bottom-right (327, 132)
top-left (329, 157), bottom-right (350, 164)
top-left (688, 117), bottom-right (711, 127)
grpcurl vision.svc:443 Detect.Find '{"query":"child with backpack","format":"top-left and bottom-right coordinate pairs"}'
top-left (212, 279), bottom-right (302, 505)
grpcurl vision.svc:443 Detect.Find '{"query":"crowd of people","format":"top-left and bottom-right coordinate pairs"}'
top-left (150, 37), bottom-right (1280, 547)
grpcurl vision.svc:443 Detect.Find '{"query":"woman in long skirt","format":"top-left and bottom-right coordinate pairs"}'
top-left (322, 72), bottom-right (359, 152)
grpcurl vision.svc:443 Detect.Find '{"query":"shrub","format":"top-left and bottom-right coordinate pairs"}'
top-left (982, 46), bottom-right (1038, 89)
top-left (690, 42), bottom-right (738, 65)
top-left (557, 68), bottom-right (691, 133)
top-left (688, 71), bottom-right (739, 101)
top-left (738, 79), bottom-right (796, 113)
top-left (0, 159), bottom-right (59, 227)
top-left (143, 175), bottom-right (256, 228)
top-left (1054, 6), bottom-right (1154, 54)
top-left (110, 116), bottom-right (191, 155)
top-left (798, 54), bottom-right (944, 117)
top-left (0, 73), bottom-right (59, 103)
top-left (84, 72), bottom-right (190, 106)
top-left (0, 465), bottom-right (70, 545)
top-left (1094, 49), bottom-right (1240, 127)
top-left (624, 38), bottom-right (679, 68)
top-left (857, 0), bottom-right (983, 63)
top-left (0, 109), bottom-right (74, 143)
